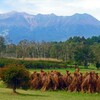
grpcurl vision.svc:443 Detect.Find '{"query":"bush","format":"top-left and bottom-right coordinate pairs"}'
top-left (0, 58), bottom-right (67, 69)
top-left (0, 65), bottom-right (30, 93)
top-left (96, 62), bottom-right (100, 69)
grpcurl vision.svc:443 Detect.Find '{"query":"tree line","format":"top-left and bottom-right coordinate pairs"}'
top-left (0, 36), bottom-right (100, 68)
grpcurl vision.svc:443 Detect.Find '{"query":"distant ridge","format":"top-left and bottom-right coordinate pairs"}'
top-left (0, 11), bottom-right (100, 43)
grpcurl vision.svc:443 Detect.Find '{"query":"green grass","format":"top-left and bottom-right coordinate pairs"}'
top-left (0, 68), bottom-right (100, 100)
top-left (29, 67), bottom-right (100, 74)
top-left (0, 84), bottom-right (100, 100)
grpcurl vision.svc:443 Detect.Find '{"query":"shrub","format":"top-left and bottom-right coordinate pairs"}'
top-left (0, 65), bottom-right (30, 93)
top-left (0, 58), bottom-right (67, 69)
top-left (96, 62), bottom-right (100, 69)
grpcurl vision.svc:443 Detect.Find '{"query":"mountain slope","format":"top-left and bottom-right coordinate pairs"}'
top-left (0, 11), bottom-right (100, 43)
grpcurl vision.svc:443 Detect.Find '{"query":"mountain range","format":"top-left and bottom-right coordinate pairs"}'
top-left (0, 11), bottom-right (100, 43)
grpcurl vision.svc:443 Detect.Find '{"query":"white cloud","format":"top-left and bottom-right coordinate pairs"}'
top-left (0, 10), bottom-right (4, 13)
top-left (0, 0), bottom-right (100, 20)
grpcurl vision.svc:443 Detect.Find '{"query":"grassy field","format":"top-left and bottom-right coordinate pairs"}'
top-left (12, 57), bottom-right (63, 62)
top-left (0, 81), bottom-right (100, 100)
top-left (29, 67), bottom-right (100, 74)
top-left (0, 89), bottom-right (100, 100)
top-left (0, 68), bottom-right (100, 100)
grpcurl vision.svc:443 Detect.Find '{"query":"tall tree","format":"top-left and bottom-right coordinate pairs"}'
top-left (74, 46), bottom-right (95, 68)
top-left (0, 36), bottom-right (6, 57)
top-left (91, 43), bottom-right (100, 63)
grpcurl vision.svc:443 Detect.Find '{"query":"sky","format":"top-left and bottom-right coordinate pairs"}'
top-left (0, 0), bottom-right (100, 20)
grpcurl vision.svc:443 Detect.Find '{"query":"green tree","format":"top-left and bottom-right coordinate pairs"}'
top-left (96, 61), bottom-right (100, 69)
top-left (17, 40), bottom-right (29, 58)
top-left (0, 65), bottom-right (30, 93)
top-left (91, 43), bottom-right (100, 63)
top-left (5, 44), bottom-right (16, 57)
top-left (74, 46), bottom-right (95, 68)
top-left (0, 36), bottom-right (6, 57)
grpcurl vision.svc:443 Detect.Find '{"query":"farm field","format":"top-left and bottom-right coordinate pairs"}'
top-left (0, 81), bottom-right (100, 100)
top-left (16, 57), bottom-right (63, 62)
top-left (0, 0), bottom-right (100, 99)
top-left (0, 68), bottom-right (100, 100)
top-left (29, 67), bottom-right (100, 74)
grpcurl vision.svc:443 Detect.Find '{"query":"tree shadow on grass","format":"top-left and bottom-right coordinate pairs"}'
top-left (17, 92), bottom-right (49, 97)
